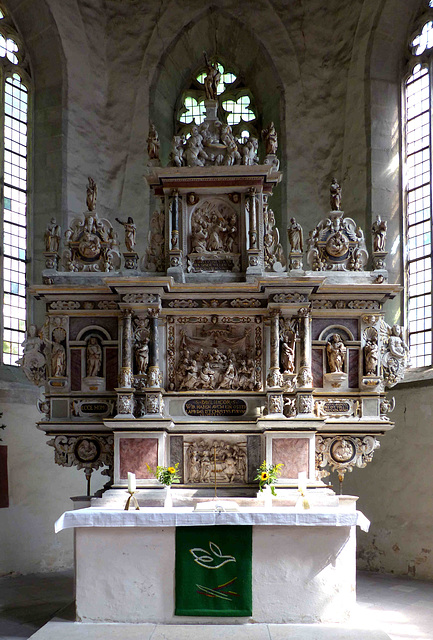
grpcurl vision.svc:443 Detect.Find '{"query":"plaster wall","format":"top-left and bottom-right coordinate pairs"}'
top-left (0, 386), bottom-right (106, 575)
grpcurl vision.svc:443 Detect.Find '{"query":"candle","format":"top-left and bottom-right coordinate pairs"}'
top-left (298, 471), bottom-right (307, 494)
top-left (127, 472), bottom-right (136, 493)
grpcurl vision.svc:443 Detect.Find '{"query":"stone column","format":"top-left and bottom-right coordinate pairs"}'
top-left (115, 310), bottom-right (134, 419)
top-left (147, 308), bottom-right (161, 388)
top-left (267, 309), bottom-right (282, 388)
top-left (296, 307), bottom-right (313, 389)
top-left (168, 190), bottom-right (183, 275)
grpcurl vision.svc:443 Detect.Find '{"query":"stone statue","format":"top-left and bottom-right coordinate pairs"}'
top-left (44, 218), bottom-right (61, 253)
top-left (135, 340), bottom-right (149, 375)
top-left (203, 52), bottom-right (221, 100)
top-left (169, 135), bottom-right (184, 167)
top-left (86, 177), bottom-right (97, 211)
top-left (380, 321), bottom-right (409, 387)
top-left (281, 339), bottom-right (295, 373)
top-left (330, 178), bottom-right (341, 211)
top-left (86, 336), bottom-right (102, 377)
top-left (326, 333), bottom-right (346, 373)
top-left (18, 324), bottom-right (47, 385)
top-left (287, 217), bottom-right (303, 252)
top-left (364, 337), bottom-right (378, 375)
top-left (241, 137), bottom-right (259, 166)
top-left (115, 217), bottom-right (136, 252)
top-left (262, 122), bottom-right (278, 155)
top-left (51, 335), bottom-right (66, 378)
top-left (147, 122), bottom-right (160, 161)
top-left (185, 125), bottom-right (208, 167)
top-left (372, 215), bottom-right (387, 252)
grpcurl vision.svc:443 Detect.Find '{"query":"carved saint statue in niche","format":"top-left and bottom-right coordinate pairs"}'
top-left (44, 218), bottom-right (61, 253)
top-left (281, 339), bottom-right (295, 374)
top-left (86, 337), bottom-right (102, 377)
top-left (371, 215), bottom-right (387, 252)
top-left (287, 217), bottom-right (303, 253)
top-left (262, 122), bottom-right (278, 155)
top-left (364, 337), bottom-right (379, 375)
top-left (135, 339), bottom-right (149, 375)
top-left (51, 335), bottom-right (66, 378)
top-left (326, 333), bottom-right (346, 373)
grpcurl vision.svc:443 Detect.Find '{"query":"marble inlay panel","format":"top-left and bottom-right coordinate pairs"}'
top-left (272, 438), bottom-right (309, 478)
top-left (106, 348), bottom-right (118, 391)
top-left (349, 349), bottom-right (359, 388)
top-left (312, 348), bottom-right (323, 387)
top-left (70, 348), bottom-right (82, 391)
top-left (119, 438), bottom-right (158, 479)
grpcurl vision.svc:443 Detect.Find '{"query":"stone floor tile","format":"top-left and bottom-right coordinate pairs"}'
top-left (29, 622), bottom-right (156, 639)
top-left (268, 624), bottom-right (391, 639)
top-left (150, 623), bottom-right (271, 640)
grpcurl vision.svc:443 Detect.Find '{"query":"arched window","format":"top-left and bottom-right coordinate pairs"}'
top-left (177, 60), bottom-right (258, 142)
top-left (0, 6), bottom-right (30, 366)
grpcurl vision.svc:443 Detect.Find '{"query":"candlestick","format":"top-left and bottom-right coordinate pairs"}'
top-left (124, 490), bottom-right (140, 511)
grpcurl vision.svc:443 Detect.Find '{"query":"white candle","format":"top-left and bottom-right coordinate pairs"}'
top-left (127, 472), bottom-right (136, 493)
top-left (298, 471), bottom-right (307, 493)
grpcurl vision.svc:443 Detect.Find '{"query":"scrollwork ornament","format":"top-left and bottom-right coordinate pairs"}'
top-left (315, 435), bottom-right (380, 480)
top-left (47, 434), bottom-right (114, 484)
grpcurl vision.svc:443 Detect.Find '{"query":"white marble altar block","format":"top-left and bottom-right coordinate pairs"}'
top-left (75, 524), bottom-right (355, 624)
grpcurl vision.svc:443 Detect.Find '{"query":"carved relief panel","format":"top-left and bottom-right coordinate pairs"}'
top-left (184, 437), bottom-right (247, 484)
top-left (167, 315), bottom-right (263, 392)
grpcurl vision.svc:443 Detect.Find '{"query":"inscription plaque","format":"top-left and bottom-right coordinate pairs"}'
top-left (184, 398), bottom-right (247, 417)
top-left (323, 401), bottom-right (350, 413)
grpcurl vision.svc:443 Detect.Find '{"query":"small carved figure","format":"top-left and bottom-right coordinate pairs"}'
top-left (287, 217), bottom-right (303, 253)
top-left (185, 125), bottom-right (208, 167)
top-left (203, 52), bottom-right (221, 100)
top-left (18, 324), bottom-right (47, 385)
top-left (51, 335), bottom-right (66, 377)
top-left (44, 218), bottom-right (61, 253)
top-left (135, 340), bottom-right (149, 375)
top-left (281, 340), bottom-right (295, 374)
top-left (364, 337), bottom-right (379, 375)
top-left (326, 333), bottom-right (346, 373)
top-left (372, 215), bottom-right (387, 252)
top-left (115, 217), bottom-right (136, 252)
top-left (86, 336), bottom-right (102, 377)
top-left (86, 177), bottom-right (97, 211)
top-left (330, 178), bottom-right (342, 211)
top-left (147, 122), bottom-right (160, 161)
top-left (262, 122), bottom-right (278, 155)
top-left (169, 135), bottom-right (185, 167)
top-left (388, 324), bottom-right (408, 358)
top-left (241, 137), bottom-right (259, 166)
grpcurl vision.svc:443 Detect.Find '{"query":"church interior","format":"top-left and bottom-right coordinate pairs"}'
top-left (1, 0), bottom-right (433, 637)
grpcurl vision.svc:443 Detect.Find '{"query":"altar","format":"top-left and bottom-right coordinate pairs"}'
top-left (56, 504), bottom-right (369, 624)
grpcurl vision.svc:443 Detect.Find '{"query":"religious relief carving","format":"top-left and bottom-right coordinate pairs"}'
top-left (315, 435), bottom-right (380, 480)
top-left (263, 207), bottom-right (286, 271)
top-left (363, 327), bottom-right (379, 376)
top-left (117, 394), bottom-right (134, 415)
top-left (146, 392), bottom-right (163, 415)
top-left (170, 317), bottom-right (261, 392)
top-left (50, 325), bottom-right (66, 378)
top-left (18, 324), bottom-right (47, 385)
top-left (306, 210), bottom-right (368, 272)
top-left (185, 438), bottom-right (247, 484)
top-left (47, 434), bottom-right (114, 487)
top-left (63, 178), bottom-right (121, 272)
top-left (268, 393), bottom-right (283, 414)
top-left (380, 321), bottom-right (409, 387)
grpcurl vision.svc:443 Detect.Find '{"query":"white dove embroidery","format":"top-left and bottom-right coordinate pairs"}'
top-left (189, 541), bottom-right (236, 569)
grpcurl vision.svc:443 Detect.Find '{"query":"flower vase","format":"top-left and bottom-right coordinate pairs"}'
top-left (264, 484), bottom-right (273, 508)
top-left (164, 485), bottom-right (173, 508)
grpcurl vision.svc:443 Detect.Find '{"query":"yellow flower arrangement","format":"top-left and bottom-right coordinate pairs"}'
top-left (255, 460), bottom-right (284, 496)
top-left (146, 462), bottom-right (180, 486)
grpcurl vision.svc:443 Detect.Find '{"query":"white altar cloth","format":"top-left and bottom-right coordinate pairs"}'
top-left (55, 506), bottom-right (370, 533)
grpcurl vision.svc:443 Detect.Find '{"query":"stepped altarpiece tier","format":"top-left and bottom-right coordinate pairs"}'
top-left (24, 102), bottom-right (407, 499)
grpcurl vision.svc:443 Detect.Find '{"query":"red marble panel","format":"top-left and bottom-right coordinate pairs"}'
top-left (70, 348), bottom-right (82, 391)
top-left (119, 438), bottom-right (158, 479)
top-left (312, 349), bottom-right (323, 388)
top-left (349, 349), bottom-right (359, 389)
top-left (272, 438), bottom-right (309, 479)
top-left (106, 348), bottom-right (118, 391)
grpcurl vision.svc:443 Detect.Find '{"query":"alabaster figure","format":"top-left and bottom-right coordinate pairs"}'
top-left (241, 137), bottom-right (259, 166)
top-left (86, 336), bottom-right (102, 377)
top-left (364, 337), bottom-right (379, 375)
top-left (372, 215), bottom-right (387, 252)
top-left (330, 178), bottom-right (342, 211)
top-left (281, 340), bottom-right (295, 374)
top-left (262, 122), bottom-right (278, 155)
top-left (186, 438), bottom-right (247, 484)
top-left (135, 340), bottom-right (149, 375)
top-left (203, 52), bottom-right (221, 100)
top-left (86, 177), bottom-right (97, 211)
top-left (18, 324), bottom-right (47, 385)
top-left (185, 125), bottom-right (208, 167)
top-left (287, 217), bottom-right (303, 253)
top-left (264, 208), bottom-right (286, 269)
top-left (51, 336), bottom-right (66, 378)
top-left (44, 218), bottom-right (61, 253)
top-left (115, 217), bottom-right (136, 252)
top-left (326, 333), bottom-right (346, 373)
top-left (147, 122), bottom-right (160, 161)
